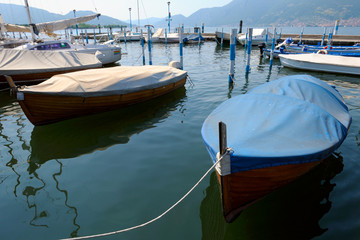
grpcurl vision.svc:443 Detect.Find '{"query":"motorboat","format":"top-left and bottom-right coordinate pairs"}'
top-left (280, 53), bottom-right (360, 75)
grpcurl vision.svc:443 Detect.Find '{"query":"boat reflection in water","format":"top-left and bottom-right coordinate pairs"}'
top-left (200, 154), bottom-right (344, 240)
top-left (18, 87), bottom-right (185, 238)
top-left (29, 87), bottom-right (186, 165)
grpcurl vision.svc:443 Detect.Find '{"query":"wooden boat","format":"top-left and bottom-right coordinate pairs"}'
top-left (279, 53), bottom-right (360, 75)
top-left (8, 62), bottom-right (187, 126)
top-left (201, 75), bottom-right (351, 222)
top-left (0, 49), bottom-right (102, 89)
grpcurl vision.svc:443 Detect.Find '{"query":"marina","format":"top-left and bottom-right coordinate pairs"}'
top-left (0, 1), bottom-right (360, 238)
top-left (0, 33), bottom-right (359, 239)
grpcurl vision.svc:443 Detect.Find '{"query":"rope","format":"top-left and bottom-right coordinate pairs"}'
top-left (60, 148), bottom-right (233, 240)
top-left (187, 75), bottom-right (195, 87)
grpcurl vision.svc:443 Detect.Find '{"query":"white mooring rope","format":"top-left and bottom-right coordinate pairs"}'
top-left (60, 148), bottom-right (233, 240)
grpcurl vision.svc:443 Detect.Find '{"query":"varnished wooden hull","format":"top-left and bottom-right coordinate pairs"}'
top-left (216, 161), bottom-right (321, 222)
top-left (0, 66), bottom-right (101, 90)
top-left (18, 77), bottom-right (186, 126)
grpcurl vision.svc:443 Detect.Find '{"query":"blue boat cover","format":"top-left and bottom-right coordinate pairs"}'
top-left (201, 75), bottom-right (352, 173)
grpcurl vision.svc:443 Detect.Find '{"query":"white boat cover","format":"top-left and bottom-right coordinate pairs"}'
top-left (20, 65), bottom-right (187, 97)
top-left (36, 14), bottom-right (100, 36)
top-left (0, 49), bottom-right (102, 75)
top-left (280, 53), bottom-right (360, 67)
top-left (3, 23), bottom-right (31, 33)
top-left (152, 28), bottom-right (164, 38)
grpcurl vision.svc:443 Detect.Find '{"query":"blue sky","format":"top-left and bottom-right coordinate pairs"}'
top-left (1, 0), bottom-right (232, 21)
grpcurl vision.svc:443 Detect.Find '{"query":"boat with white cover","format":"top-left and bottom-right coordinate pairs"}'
top-left (10, 62), bottom-right (187, 125)
top-left (0, 49), bottom-right (101, 89)
top-left (15, 39), bottom-right (121, 65)
top-left (11, 1), bottom-right (121, 65)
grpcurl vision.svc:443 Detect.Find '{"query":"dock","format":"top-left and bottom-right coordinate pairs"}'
top-left (73, 31), bottom-right (360, 46)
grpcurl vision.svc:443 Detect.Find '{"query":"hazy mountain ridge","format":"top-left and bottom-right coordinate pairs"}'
top-left (175, 0), bottom-right (360, 27)
top-left (0, 0), bottom-right (359, 29)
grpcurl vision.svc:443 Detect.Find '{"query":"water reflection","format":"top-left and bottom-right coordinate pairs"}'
top-left (29, 87), bottom-right (187, 165)
top-left (0, 91), bottom-right (16, 109)
top-left (52, 160), bottom-right (80, 238)
top-left (1, 87), bottom-right (186, 238)
top-left (23, 173), bottom-right (47, 228)
top-left (25, 87), bottom-right (186, 238)
top-left (200, 154), bottom-right (344, 240)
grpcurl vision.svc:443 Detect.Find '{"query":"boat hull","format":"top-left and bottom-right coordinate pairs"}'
top-left (280, 55), bottom-right (360, 75)
top-left (215, 31), bottom-right (231, 44)
top-left (17, 77), bottom-right (186, 125)
top-left (238, 37), bottom-right (268, 46)
top-left (216, 161), bottom-right (320, 222)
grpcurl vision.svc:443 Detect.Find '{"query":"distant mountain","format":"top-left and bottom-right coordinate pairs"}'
top-left (0, 3), bottom-right (127, 26)
top-left (1, 0), bottom-right (359, 30)
top-left (137, 17), bottom-right (163, 26)
top-left (152, 0), bottom-right (360, 27)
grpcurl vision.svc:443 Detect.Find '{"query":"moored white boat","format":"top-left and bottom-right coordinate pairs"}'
top-left (15, 39), bottom-right (121, 65)
top-left (144, 28), bottom-right (164, 43)
top-left (237, 28), bottom-right (271, 46)
top-left (158, 32), bottom-right (186, 43)
top-left (114, 32), bottom-right (142, 42)
top-left (10, 2), bottom-right (121, 65)
top-left (279, 53), bottom-right (360, 75)
top-left (0, 49), bottom-right (101, 89)
top-left (215, 31), bottom-right (231, 44)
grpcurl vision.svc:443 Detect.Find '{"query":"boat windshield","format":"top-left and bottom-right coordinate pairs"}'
top-left (30, 42), bottom-right (71, 50)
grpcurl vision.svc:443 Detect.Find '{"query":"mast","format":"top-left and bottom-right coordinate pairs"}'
top-left (0, 14), bottom-right (6, 37)
top-left (24, 0), bottom-right (36, 41)
top-left (137, 0), bottom-right (140, 29)
top-left (167, 2), bottom-right (171, 32)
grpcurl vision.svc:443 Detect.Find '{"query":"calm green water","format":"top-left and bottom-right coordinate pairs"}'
top-left (0, 39), bottom-right (359, 240)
